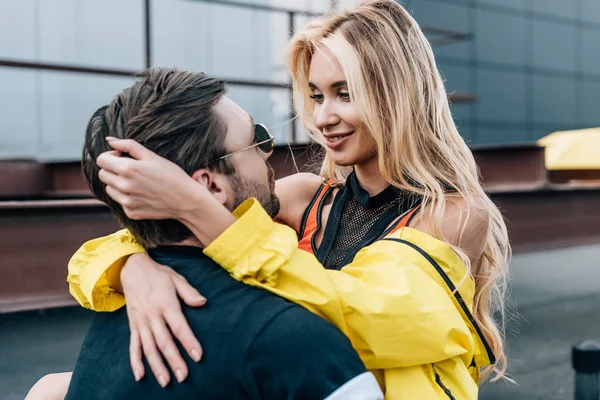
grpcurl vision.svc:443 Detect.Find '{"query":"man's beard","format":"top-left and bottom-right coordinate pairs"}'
top-left (229, 164), bottom-right (280, 218)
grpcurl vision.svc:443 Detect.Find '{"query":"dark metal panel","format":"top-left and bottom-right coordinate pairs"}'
top-left (0, 201), bottom-right (119, 313)
top-left (494, 188), bottom-right (600, 252)
top-left (1, 144), bottom-right (599, 312)
top-left (471, 143), bottom-right (548, 191)
top-left (0, 161), bottom-right (49, 198)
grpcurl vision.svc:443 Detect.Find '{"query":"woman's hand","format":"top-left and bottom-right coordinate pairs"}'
top-left (98, 137), bottom-right (237, 246)
top-left (96, 138), bottom-right (202, 221)
top-left (121, 253), bottom-right (206, 387)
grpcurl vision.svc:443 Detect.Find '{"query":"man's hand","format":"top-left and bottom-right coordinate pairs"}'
top-left (121, 253), bottom-right (206, 387)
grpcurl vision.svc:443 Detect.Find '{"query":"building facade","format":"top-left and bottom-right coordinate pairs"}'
top-left (0, 0), bottom-right (598, 161)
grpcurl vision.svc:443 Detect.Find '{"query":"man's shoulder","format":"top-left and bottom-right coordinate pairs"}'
top-left (150, 249), bottom-right (312, 340)
top-left (149, 246), bottom-right (212, 269)
top-left (264, 304), bottom-right (342, 335)
top-left (149, 246), bottom-right (230, 286)
top-left (241, 304), bottom-right (369, 400)
top-left (247, 304), bottom-right (356, 359)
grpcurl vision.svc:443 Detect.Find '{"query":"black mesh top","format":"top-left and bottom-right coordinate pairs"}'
top-left (315, 172), bottom-right (421, 271)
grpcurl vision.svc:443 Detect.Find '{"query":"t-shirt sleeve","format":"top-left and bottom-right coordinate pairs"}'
top-left (241, 305), bottom-right (382, 400)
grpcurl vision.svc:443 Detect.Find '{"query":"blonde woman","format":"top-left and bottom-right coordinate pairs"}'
top-left (36, 1), bottom-right (509, 398)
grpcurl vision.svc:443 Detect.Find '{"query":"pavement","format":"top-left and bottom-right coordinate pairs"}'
top-left (480, 244), bottom-right (600, 400)
top-left (1, 244), bottom-right (599, 400)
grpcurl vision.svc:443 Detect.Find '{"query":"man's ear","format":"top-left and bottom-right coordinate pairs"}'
top-left (191, 168), bottom-right (229, 206)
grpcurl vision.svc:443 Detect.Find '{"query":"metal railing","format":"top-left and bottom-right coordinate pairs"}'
top-left (0, 0), bottom-right (474, 143)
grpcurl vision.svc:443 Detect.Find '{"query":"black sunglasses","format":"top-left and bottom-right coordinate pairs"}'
top-left (217, 123), bottom-right (274, 161)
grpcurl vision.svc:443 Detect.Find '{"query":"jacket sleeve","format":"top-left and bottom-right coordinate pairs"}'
top-left (67, 229), bottom-right (146, 311)
top-left (204, 199), bottom-right (475, 371)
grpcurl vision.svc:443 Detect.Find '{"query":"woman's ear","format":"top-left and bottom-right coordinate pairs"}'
top-left (191, 168), bottom-right (229, 206)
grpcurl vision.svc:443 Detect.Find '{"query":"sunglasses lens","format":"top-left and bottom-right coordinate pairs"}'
top-left (255, 124), bottom-right (273, 153)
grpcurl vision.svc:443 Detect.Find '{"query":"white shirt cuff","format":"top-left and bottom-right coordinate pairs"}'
top-left (324, 372), bottom-right (384, 400)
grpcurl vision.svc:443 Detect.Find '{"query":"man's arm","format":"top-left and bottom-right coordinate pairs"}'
top-left (241, 305), bottom-right (383, 400)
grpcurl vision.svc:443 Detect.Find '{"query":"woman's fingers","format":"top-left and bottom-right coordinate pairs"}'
top-left (96, 152), bottom-right (136, 175)
top-left (104, 186), bottom-right (146, 220)
top-left (139, 322), bottom-right (171, 388)
top-left (150, 317), bottom-right (189, 384)
top-left (106, 138), bottom-right (153, 160)
top-left (105, 185), bottom-right (134, 209)
top-left (170, 275), bottom-right (205, 361)
top-left (172, 274), bottom-right (206, 308)
top-left (128, 328), bottom-right (145, 382)
top-left (98, 169), bottom-right (132, 194)
top-left (164, 307), bottom-right (203, 363)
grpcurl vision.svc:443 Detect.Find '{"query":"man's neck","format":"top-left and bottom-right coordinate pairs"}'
top-left (166, 237), bottom-right (204, 248)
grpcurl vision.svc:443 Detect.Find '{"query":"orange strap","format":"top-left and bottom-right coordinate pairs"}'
top-left (298, 181), bottom-right (334, 254)
top-left (299, 181), bottom-right (420, 252)
top-left (383, 205), bottom-right (421, 238)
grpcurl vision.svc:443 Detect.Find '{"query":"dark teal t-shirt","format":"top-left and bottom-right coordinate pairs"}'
top-left (66, 245), bottom-right (367, 400)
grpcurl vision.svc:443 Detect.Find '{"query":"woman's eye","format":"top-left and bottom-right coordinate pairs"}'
top-left (309, 93), bottom-right (324, 103)
top-left (339, 91), bottom-right (350, 100)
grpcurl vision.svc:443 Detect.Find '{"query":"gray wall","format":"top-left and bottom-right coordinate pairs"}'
top-left (409, 0), bottom-right (600, 145)
top-left (0, 0), bottom-right (142, 161)
top-left (1, 0), bottom-right (598, 161)
top-left (0, 0), bottom-right (287, 161)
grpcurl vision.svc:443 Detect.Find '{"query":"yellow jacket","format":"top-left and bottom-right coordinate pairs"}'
top-left (68, 199), bottom-right (495, 399)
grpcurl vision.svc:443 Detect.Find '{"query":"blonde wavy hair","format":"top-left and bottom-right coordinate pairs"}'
top-left (286, 0), bottom-right (511, 382)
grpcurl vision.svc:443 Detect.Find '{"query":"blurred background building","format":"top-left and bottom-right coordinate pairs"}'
top-left (0, 0), bottom-right (349, 161)
top-left (1, 1), bottom-right (599, 399)
top-left (1, 0), bottom-right (598, 160)
top-left (411, 0), bottom-right (600, 145)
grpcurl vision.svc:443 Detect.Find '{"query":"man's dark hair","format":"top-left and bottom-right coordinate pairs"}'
top-left (83, 68), bottom-right (230, 248)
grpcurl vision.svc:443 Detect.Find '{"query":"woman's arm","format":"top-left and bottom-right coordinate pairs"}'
top-left (87, 139), bottom-right (483, 374)
top-left (67, 232), bottom-right (207, 386)
top-left (94, 139), bottom-right (321, 237)
top-left (67, 229), bottom-right (146, 311)
top-left (67, 141), bottom-right (321, 385)
top-left (202, 199), bottom-right (490, 371)
top-left (66, 171), bottom-right (320, 311)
